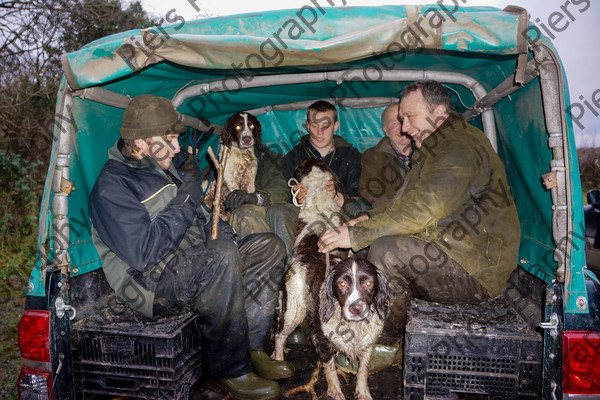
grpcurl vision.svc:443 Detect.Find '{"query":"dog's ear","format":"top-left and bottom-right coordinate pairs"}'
top-left (374, 267), bottom-right (390, 319)
top-left (221, 113), bottom-right (241, 147)
top-left (221, 114), bottom-right (237, 147)
top-left (331, 170), bottom-right (343, 194)
top-left (293, 158), bottom-right (312, 181)
top-left (248, 113), bottom-right (265, 150)
top-left (317, 161), bottom-right (343, 194)
top-left (319, 267), bottom-right (337, 323)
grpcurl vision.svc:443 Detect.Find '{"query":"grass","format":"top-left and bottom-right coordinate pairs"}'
top-left (0, 149), bottom-right (44, 399)
top-left (0, 231), bottom-right (37, 400)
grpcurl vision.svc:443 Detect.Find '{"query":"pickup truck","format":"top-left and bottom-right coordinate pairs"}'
top-left (17, 4), bottom-right (600, 399)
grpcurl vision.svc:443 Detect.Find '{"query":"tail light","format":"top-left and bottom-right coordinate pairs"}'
top-left (18, 310), bottom-right (52, 400)
top-left (563, 330), bottom-right (600, 393)
top-left (18, 310), bottom-right (50, 362)
top-left (17, 366), bottom-right (52, 400)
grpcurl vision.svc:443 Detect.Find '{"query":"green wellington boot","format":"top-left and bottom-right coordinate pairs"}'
top-left (286, 326), bottom-right (308, 345)
top-left (250, 350), bottom-right (295, 379)
top-left (206, 371), bottom-right (281, 400)
top-left (335, 344), bottom-right (403, 374)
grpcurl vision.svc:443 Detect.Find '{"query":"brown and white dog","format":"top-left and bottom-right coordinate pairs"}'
top-left (272, 158), bottom-right (389, 400)
top-left (203, 112), bottom-right (262, 219)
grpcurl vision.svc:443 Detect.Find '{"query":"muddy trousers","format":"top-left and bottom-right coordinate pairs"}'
top-left (230, 200), bottom-right (371, 261)
top-left (368, 236), bottom-right (491, 346)
top-left (153, 233), bottom-right (287, 378)
top-left (229, 203), bottom-right (299, 260)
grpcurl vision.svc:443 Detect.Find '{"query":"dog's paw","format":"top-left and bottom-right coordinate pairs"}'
top-left (354, 392), bottom-right (373, 400)
top-left (270, 350), bottom-right (284, 361)
top-left (326, 388), bottom-right (345, 400)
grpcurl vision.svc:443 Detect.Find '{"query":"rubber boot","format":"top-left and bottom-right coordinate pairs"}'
top-left (335, 344), bottom-right (403, 374)
top-left (250, 350), bottom-right (295, 379)
top-left (206, 372), bottom-right (281, 400)
top-left (286, 320), bottom-right (309, 345)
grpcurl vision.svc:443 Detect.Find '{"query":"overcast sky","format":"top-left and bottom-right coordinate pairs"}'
top-left (138, 0), bottom-right (599, 147)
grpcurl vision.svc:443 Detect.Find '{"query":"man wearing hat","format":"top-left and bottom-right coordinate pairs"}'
top-left (89, 94), bottom-right (293, 400)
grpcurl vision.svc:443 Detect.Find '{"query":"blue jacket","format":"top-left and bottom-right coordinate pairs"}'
top-left (89, 140), bottom-right (233, 317)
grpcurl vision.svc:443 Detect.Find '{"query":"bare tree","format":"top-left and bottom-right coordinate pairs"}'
top-left (0, 0), bottom-right (155, 162)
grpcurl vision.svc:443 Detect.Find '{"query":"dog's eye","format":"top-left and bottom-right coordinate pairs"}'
top-left (364, 281), bottom-right (373, 288)
top-left (235, 125), bottom-right (242, 131)
top-left (338, 282), bottom-right (347, 289)
top-left (249, 124), bottom-right (254, 129)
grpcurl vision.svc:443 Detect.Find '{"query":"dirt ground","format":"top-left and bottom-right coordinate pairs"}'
top-left (193, 343), bottom-right (404, 400)
top-left (275, 344), bottom-right (404, 400)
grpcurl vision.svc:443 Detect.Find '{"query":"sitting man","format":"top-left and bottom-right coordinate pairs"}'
top-left (283, 100), bottom-right (361, 206)
top-left (359, 102), bottom-right (413, 208)
top-left (270, 100), bottom-right (364, 258)
top-left (318, 80), bottom-right (521, 370)
top-left (88, 95), bottom-right (293, 400)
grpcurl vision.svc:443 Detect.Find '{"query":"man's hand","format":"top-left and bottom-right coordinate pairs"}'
top-left (225, 190), bottom-right (258, 211)
top-left (291, 183), bottom-right (307, 205)
top-left (217, 220), bottom-right (237, 242)
top-left (178, 180), bottom-right (205, 207)
top-left (318, 215), bottom-right (369, 252)
top-left (324, 180), bottom-right (345, 207)
top-left (318, 225), bottom-right (351, 253)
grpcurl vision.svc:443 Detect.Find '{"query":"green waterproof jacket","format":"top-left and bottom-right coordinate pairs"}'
top-left (359, 136), bottom-right (410, 208)
top-left (350, 113), bottom-right (521, 297)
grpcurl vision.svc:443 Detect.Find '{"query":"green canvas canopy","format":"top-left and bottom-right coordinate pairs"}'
top-left (30, 4), bottom-right (588, 314)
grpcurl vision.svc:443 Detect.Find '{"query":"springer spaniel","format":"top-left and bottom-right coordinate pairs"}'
top-left (272, 158), bottom-right (389, 400)
top-left (202, 112), bottom-right (262, 219)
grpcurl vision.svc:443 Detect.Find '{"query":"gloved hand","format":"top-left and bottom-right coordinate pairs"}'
top-left (177, 180), bottom-right (205, 208)
top-left (225, 189), bottom-right (258, 211)
top-left (217, 220), bottom-right (237, 242)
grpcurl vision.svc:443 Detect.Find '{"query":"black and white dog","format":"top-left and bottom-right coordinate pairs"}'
top-left (203, 112), bottom-right (262, 219)
top-left (272, 158), bottom-right (389, 400)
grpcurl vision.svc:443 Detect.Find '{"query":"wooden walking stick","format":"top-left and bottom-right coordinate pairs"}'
top-left (207, 146), bottom-right (229, 240)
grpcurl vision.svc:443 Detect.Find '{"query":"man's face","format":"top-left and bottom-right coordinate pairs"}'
top-left (399, 90), bottom-right (447, 148)
top-left (140, 134), bottom-right (181, 170)
top-left (383, 104), bottom-right (412, 154)
top-left (306, 110), bottom-right (339, 155)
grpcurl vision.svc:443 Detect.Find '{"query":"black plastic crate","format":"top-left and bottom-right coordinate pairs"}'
top-left (403, 298), bottom-right (542, 400)
top-left (71, 305), bottom-right (202, 400)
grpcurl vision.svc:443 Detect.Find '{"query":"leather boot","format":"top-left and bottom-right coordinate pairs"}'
top-left (250, 350), bottom-right (295, 379)
top-left (206, 371), bottom-right (281, 400)
top-left (335, 344), bottom-right (402, 374)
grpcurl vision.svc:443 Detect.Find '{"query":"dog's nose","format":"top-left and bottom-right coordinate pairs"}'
top-left (349, 301), bottom-right (366, 317)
